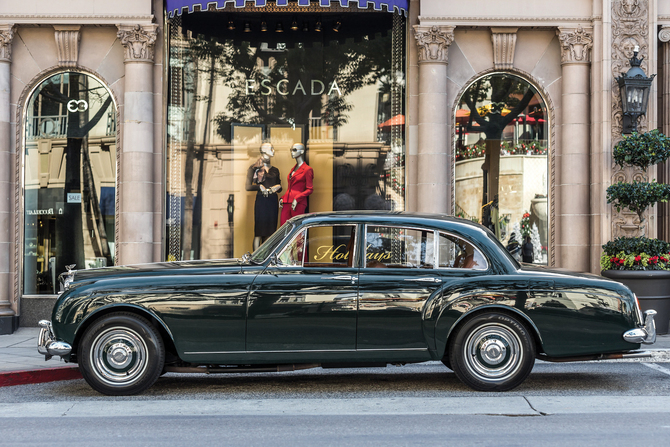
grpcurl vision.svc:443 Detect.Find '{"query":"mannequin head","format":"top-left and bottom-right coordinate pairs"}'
top-left (290, 143), bottom-right (305, 160)
top-left (260, 143), bottom-right (275, 162)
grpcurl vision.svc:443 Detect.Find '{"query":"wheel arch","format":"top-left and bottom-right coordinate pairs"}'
top-left (71, 304), bottom-right (177, 363)
top-left (441, 304), bottom-right (544, 360)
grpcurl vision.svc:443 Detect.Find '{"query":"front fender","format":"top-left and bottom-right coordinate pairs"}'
top-left (52, 291), bottom-right (175, 355)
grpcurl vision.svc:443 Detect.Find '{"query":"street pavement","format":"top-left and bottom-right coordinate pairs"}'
top-left (2, 326), bottom-right (670, 387)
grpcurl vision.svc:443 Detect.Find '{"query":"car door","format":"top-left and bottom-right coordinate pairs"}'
top-left (246, 224), bottom-right (359, 357)
top-left (356, 225), bottom-right (440, 360)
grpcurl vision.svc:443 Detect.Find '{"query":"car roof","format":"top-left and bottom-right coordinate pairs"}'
top-left (290, 211), bottom-right (487, 233)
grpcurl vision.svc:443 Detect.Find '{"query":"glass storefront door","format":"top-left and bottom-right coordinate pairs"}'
top-left (23, 72), bottom-right (117, 294)
top-left (454, 73), bottom-right (549, 264)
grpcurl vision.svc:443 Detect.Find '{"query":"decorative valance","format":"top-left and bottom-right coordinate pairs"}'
top-left (166, 0), bottom-right (409, 17)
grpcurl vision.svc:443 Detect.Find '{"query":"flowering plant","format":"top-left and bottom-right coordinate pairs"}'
top-left (601, 237), bottom-right (670, 271)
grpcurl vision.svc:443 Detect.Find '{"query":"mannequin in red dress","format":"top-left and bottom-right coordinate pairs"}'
top-left (279, 143), bottom-right (314, 225)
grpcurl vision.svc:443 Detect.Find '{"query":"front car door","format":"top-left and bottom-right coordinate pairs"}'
top-left (246, 224), bottom-right (359, 361)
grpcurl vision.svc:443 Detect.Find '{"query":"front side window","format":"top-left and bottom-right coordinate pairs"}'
top-left (23, 72), bottom-right (116, 294)
top-left (278, 225), bottom-right (356, 267)
top-left (365, 226), bottom-right (434, 269)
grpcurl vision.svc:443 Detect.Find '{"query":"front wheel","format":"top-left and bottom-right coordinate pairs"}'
top-left (449, 312), bottom-right (535, 391)
top-left (78, 312), bottom-right (165, 396)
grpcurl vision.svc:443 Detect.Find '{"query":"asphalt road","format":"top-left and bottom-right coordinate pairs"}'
top-left (2, 361), bottom-right (670, 446)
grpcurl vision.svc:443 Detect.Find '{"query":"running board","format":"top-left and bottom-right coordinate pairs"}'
top-left (164, 363), bottom-right (321, 374)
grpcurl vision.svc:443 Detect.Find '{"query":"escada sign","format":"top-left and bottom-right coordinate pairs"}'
top-left (246, 78), bottom-right (342, 97)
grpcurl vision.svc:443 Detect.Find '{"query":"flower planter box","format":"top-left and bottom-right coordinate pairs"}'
top-left (601, 269), bottom-right (670, 335)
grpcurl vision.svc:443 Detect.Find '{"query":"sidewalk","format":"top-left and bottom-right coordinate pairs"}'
top-left (0, 327), bottom-right (81, 386)
top-left (2, 327), bottom-right (670, 387)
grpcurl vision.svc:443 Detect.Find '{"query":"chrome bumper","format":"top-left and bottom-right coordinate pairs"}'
top-left (623, 310), bottom-right (657, 345)
top-left (37, 320), bottom-right (72, 360)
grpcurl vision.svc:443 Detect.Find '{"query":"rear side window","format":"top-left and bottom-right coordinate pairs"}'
top-left (438, 233), bottom-right (487, 270)
top-left (365, 226), bottom-right (435, 268)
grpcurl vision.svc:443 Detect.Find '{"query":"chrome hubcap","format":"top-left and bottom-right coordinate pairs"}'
top-left (90, 327), bottom-right (148, 387)
top-left (464, 323), bottom-right (522, 383)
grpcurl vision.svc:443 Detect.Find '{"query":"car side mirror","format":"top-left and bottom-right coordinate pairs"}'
top-left (269, 253), bottom-right (282, 267)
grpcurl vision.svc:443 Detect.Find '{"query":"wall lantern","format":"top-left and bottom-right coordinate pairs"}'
top-left (616, 46), bottom-right (656, 134)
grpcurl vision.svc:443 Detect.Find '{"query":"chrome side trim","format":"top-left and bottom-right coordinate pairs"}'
top-left (623, 309), bottom-right (657, 345)
top-left (37, 320), bottom-right (72, 359)
top-left (183, 348), bottom-right (428, 355)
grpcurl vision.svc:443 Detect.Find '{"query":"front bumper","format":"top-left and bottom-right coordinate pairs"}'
top-left (37, 320), bottom-right (72, 360)
top-left (623, 310), bottom-right (657, 345)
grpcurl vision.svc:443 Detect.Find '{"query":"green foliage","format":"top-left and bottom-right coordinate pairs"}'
top-left (601, 237), bottom-right (670, 271)
top-left (602, 130), bottom-right (670, 271)
top-left (606, 180), bottom-right (670, 223)
top-left (613, 129), bottom-right (670, 170)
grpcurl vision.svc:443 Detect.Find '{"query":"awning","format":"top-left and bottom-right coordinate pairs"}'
top-left (377, 114), bottom-right (404, 129)
top-left (166, 0), bottom-right (409, 18)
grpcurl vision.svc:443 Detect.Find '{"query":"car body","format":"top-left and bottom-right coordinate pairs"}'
top-left (38, 212), bottom-right (656, 395)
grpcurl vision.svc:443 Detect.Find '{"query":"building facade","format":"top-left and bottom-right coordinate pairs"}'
top-left (0, 0), bottom-right (668, 334)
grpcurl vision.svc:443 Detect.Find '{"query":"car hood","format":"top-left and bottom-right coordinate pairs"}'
top-left (70, 258), bottom-right (244, 283)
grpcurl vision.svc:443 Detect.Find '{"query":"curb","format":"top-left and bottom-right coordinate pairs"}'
top-left (0, 366), bottom-right (82, 387)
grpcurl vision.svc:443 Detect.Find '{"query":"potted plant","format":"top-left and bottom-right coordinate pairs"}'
top-left (601, 129), bottom-right (670, 334)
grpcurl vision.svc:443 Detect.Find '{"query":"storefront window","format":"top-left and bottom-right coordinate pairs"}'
top-left (454, 74), bottom-right (548, 264)
top-left (23, 72), bottom-right (117, 294)
top-left (166, 5), bottom-right (406, 260)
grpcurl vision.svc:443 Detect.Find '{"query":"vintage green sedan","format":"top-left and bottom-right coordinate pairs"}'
top-left (38, 212), bottom-right (656, 395)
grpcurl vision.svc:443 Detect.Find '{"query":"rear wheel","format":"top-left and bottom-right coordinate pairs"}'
top-left (449, 312), bottom-right (535, 391)
top-left (78, 312), bottom-right (165, 396)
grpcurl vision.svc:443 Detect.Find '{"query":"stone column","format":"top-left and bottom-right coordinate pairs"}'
top-left (412, 25), bottom-right (454, 213)
top-left (659, 26), bottom-right (670, 242)
top-left (557, 26), bottom-right (593, 271)
top-left (117, 24), bottom-right (159, 265)
top-left (0, 24), bottom-right (15, 333)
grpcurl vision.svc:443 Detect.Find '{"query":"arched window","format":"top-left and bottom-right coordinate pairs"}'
top-left (23, 72), bottom-right (117, 295)
top-left (455, 73), bottom-right (548, 264)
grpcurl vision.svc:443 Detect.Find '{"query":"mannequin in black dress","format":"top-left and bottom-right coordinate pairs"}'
top-left (246, 143), bottom-right (282, 250)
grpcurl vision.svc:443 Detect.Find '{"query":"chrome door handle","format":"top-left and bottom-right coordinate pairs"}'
top-left (404, 277), bottom-right (442, 283)
top-left (324, 275), bottom-right (358, 281)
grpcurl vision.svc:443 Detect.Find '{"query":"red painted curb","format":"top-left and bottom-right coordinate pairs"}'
top-left (0, 366), bottom-right (82, 387)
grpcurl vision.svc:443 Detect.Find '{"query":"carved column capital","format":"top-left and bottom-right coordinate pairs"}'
top-left (557, 25), bottom-right (593, 64)
top-left (53, 25), bottom-right (81, 67)
top-left (491, 27), bottom-right (518, 70)
top-left (660, 26), bottom-right (670, 43)
top-left (0, 24), bottom-right (16, 63)
top-left (412, 25), bottom-right (455, 64)
top-left (117, 24), bottom-right (159, 63)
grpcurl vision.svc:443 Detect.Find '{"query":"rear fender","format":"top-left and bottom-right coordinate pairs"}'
top-left (434, 297), bottom-right (544, 359)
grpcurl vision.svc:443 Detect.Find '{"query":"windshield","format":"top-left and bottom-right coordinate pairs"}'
top-left (250, 222), bottom-right (295, 263)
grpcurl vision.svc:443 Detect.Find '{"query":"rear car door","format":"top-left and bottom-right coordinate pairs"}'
top-left (356, 225), bottom-right (440, 360)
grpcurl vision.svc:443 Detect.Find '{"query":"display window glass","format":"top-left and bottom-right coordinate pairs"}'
top-left (23, 72), bottom-right (117, 294)
top-left (166, 6), bottom-right (406, 260)
top-left (454, 73), bottom-right (549, 265)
